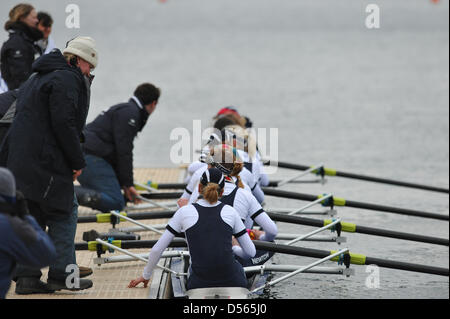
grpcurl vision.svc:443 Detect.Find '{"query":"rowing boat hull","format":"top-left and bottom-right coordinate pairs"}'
top-left (167, 248), bottom-right (270, 299)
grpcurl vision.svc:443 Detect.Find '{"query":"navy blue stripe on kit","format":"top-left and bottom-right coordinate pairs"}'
top-left (166, 225), bottom-right (182, 237)
top-left (234, 229), bottom-right (247, 238)
top-left (251, 209), bottom-right (264, 220)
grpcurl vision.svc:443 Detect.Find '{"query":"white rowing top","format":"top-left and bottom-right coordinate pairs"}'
top-left (221, 181), bottom-right (277, 241)
top-left (181, 164), bottom-right (263, 203)
top-left (142, 199), bottom-right (256, 280)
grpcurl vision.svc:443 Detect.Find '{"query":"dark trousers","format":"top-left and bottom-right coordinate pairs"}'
top-left (77, 154), bottom-right (125, 212)
top-left (14, 195), bottom-right (78, 282)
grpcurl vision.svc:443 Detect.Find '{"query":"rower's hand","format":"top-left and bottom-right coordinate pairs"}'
top-left (73, 169), bottom-right (82, 182)
top-left (250, 229), bottom-right (264, 240)
top-left (177, 198), bottom-right (189, 208)
top-left (128, 276), bottom-right (149, 288)
top-left (124, 186), bottom-right (142, 204)
top-left (232, 236), bottom-right (240, 247)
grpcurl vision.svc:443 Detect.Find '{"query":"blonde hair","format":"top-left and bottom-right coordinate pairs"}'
top-left (201, 183), bottom-right (220, 204)
top-left (230, 162), bottom-right (244, 188)
top-left (5, 3), bottom-right (34, 30)
top-left (213, 113), bottom-right (246, 128)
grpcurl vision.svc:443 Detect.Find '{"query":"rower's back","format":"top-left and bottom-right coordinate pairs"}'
top-left (186, 200), bottom-right (247, 289)
top-left (179, 168), bottom-right (255, 290)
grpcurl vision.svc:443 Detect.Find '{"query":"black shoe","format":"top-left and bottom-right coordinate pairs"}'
top-left (79, 266), bottom-right (93, 278)
top-left (15, 277), bottom-right (55, 295)
top-left (47, 278), bottom-right (93, 291)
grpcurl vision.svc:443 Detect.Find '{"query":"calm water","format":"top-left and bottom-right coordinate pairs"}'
top-left (1, 0), bottom-right (448, 298)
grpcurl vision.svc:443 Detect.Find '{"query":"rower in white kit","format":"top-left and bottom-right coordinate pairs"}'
top-left (128, 167), bottom-right (256, 290)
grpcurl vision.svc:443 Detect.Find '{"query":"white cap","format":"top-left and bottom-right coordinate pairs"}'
top-left (63, 36), bottom-right (98, 68)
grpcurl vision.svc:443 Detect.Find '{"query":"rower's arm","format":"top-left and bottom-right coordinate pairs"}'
top-left (232, 215), bottom-right (256, 259)
top-left (142, 230), bottom-right (174, 280)
top-left (251, 182), bottom-right (265, 204)
top-left (247, 192), bottom-right (278, 241)
top-left (253, 212), bottom-right (278, 242)
top-left (233, 232), bottom-right (256, 259)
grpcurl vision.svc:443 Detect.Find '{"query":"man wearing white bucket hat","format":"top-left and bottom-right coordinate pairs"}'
top-left (0, 36), bottom-right (98, 294)
top-left (63, 36), bottom-right (98, 72)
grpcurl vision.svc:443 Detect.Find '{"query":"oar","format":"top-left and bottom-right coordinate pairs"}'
top-left (77, 210), bottom-right (176, 224)
top-left (108, 210), bottom-right (164, 235)
top-left (262, 188), bottom-right (449, 221)
top-left (252, 241), bottom-right (449, 277)
top-left (139, 182), bottom-right (186, 190)
top-left (252, 248), bottom-right (350, 293)
top-left (77, 238), bottom-right (448, 276)
top-left (264, 160), bottom-right (449, 194)
top-left (136, 180), bottom-right (321, 190)
top-left (140, 192), bottom-right (183, 200)
top-left (266, 212), bottom-right (449, 246)
top-left (139, 190), bottom-right (449, 222)
top-left (94, 239), bottom-right (187, 277)
top-left (75, 238), bottom-right (187, 252)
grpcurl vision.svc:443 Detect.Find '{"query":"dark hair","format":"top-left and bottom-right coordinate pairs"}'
top-left (37, 11), bottom-right (53, 27)
top-left (134, 83), bottom-right (160, 106)
top-left (213, 115), bottom-right (238, 131)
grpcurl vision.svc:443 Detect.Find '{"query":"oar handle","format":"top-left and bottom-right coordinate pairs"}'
top-left (77, 210), bottom-right (176, 224)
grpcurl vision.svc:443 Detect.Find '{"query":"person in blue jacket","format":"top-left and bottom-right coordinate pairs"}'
top-left (0, 167), bottom-right (56, 298)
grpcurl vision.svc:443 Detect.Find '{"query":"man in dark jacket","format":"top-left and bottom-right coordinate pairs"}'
top-left (76, 83), bottom-right (160, 212)
top-left (0, 36), bottom-right (98, 294)
top-left (0, 89), bottom-right (19, 146)
top-left (0, 167), bottom-right (56, 298)
top-left (0, 89), bottom-right (18, 117)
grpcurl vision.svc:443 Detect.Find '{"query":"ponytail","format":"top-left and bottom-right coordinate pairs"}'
top-left (202, 183), bottom-right (220, 204)
top-left (230, 162), bottom-right (244, 188)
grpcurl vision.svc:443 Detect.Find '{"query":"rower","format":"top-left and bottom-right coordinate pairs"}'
top-left (220, 126), bottom-right (266, 203)
top-left (179, 132), bottom-right (257, 206)
top-left (207, 144), bottom-right (277, 238)
top-left (182, 132), bottom-right (220, 186)
top-left (128, 168), bottom-right (256, 290)
top-left (212, 108), bottom-right (269, 188)
top-left (207, 144), bottom-right (277, 267)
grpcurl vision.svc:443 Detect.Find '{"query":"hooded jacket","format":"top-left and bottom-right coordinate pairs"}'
top-left (0, 89), bottom-right (18, 118)
top-left (0, 206), bottom-right (56, 298)
top-left (82, 98), bottom-right (150, 187)
top-left (0, 21), bottom-right (43, 90)
top-left (0, 89), bottom-right (19, 146)
top-left (1, 49), bottom-right (90, 213)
